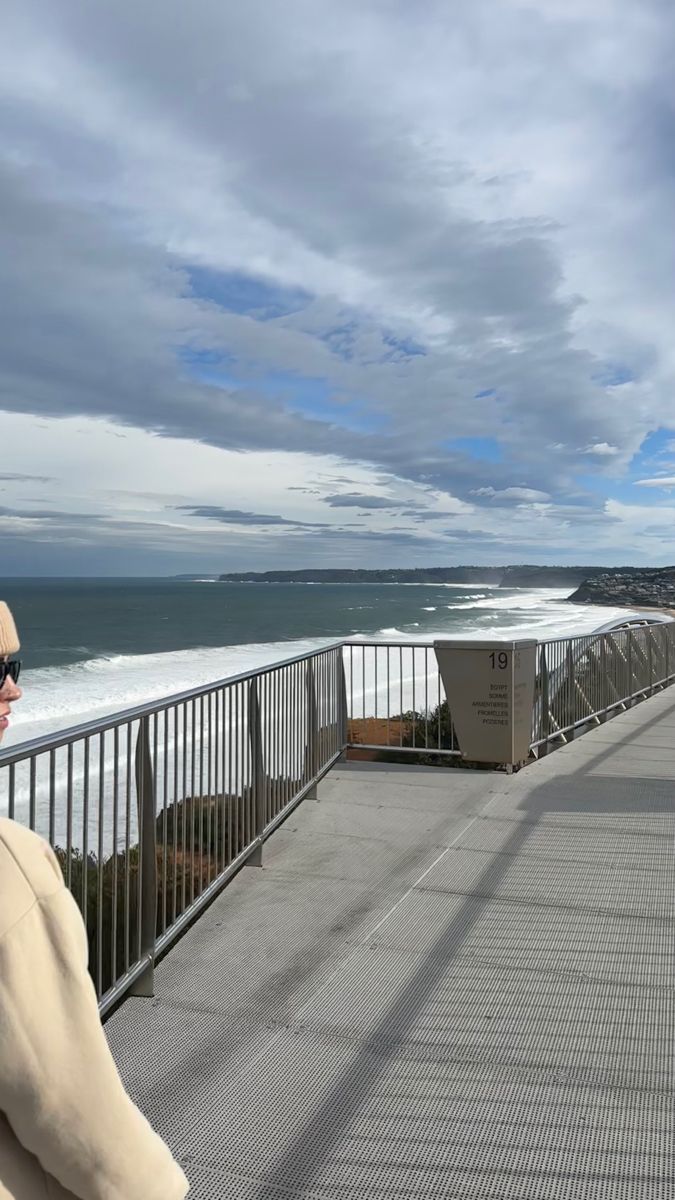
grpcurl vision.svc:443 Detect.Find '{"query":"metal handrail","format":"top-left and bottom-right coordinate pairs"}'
top-left (0, 641), bottom-right (346, 1014)
top-left (2, 614), bottom-right (673, 1015)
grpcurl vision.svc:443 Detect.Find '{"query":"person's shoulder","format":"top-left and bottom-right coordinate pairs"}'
top-left (0, 818), bottom-right (64, 939)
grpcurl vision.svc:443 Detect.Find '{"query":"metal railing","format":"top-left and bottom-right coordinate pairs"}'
top-left (533, 619), bottom-right (675, 750)
top-left (343, 641), bottom-right (459, 757)
top-left (344, 617), bottom-right (675, 758)
top-left (0, 641), bottom-right (346, 1014)
top-left (1, 616), bottom-right (674, 1013)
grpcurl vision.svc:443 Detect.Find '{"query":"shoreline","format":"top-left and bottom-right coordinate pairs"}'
top-left (624, 605), bottom-right (675, 619)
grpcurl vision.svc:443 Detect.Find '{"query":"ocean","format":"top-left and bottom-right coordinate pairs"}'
top-left (0, 577), bottom-right (639, 748)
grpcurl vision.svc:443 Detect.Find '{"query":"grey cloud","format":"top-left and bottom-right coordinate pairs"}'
top-left (0, 505), bottom-right (98, 520)
top-left (403, 510), bottom-right (455, 521)
top-left (175, 505), bottom-right (331, 529)
top-left (323, 493), bottom-right (404, 509)
top-left (0, 473), bottom-right (53, 483)
top-left (0, 166), bottom-right (371, 461)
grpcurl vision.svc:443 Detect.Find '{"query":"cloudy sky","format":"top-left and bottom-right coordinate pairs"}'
top-left (2, 0), bottom-right (675, 575)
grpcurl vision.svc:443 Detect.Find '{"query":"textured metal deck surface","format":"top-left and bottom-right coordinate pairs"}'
top-left (106, 689), bottom-right (675, 1198)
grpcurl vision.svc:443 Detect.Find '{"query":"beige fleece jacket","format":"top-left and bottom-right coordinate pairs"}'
top-left (0, 817), bottom-right (189, 1200)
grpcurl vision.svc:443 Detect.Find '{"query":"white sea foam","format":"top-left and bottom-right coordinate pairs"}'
top-left (8, 637), bottom-right (335, 747)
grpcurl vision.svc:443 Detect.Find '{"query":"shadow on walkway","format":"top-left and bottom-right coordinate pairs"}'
top-left (251, 699), bottom-right (675, 1196)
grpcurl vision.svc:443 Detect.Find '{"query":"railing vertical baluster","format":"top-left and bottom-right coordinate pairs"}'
top-left (213, 690), bottom-right (220, 878)
top-left (383, 647), bottom-right (389, 748)
top-left (8, 762), bottom-right (15, 821)
top-left (424, 648), bottom-right (429, 749)
top-left (29, 757), bottom-right (36, 831)
top-left (412, 649), bottom-right (416, 747)
top-left (82, 739), bottom-right (89, 934)
top-left (48, 750), bottom-right (56, 845)
top-left (399, 646), bottom-right (403, 747)
top-left (437, 663), bottom-right (442, 750)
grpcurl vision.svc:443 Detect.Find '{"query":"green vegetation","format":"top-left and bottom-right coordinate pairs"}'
top-left (54, 792), bottom-right (243, 997)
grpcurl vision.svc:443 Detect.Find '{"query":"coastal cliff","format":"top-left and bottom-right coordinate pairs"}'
top-left (568, 567), bottom-right (675, 608)
top-left (217, 565), bottom-right (640, 588)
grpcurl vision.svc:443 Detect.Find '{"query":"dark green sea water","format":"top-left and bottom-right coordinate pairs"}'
top-left (1, 576), bottom-right (514, 671)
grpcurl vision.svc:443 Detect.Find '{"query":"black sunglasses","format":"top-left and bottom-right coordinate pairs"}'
top-left (0, 660), bottom-right (21, 687)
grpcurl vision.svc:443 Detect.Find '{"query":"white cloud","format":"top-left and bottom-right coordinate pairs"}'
top-left (471, 486), bottom-right (551, 502)
top-left (634, 476), bottom-right (675, 488)
top-left (581, 443), bottom-right (621, 457)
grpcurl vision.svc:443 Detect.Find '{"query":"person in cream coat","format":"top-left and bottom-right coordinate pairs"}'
top-left (0, 601), bottom-right (188, 1199)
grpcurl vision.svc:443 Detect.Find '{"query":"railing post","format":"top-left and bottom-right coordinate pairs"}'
top-left (648, 628), bottom-right (654, 694)
top-left (248, 680), bottom-right (266, 866)
top-left (304, 659), bottom-right (319, 799)
top-left (339, 653), bottom-right (349, 751)
top-left (130, 716), bottom-right (157, 998)
top-left (666, 624), bottom-right (671, 682)
top-left (539, 645), bottom-right (550, 754)
top-left (566, 643), bottom-right (576, 739)
top-left (627, 628), bottom-right (633, 704)
top-left (599, 636), bottom-right (608, 721)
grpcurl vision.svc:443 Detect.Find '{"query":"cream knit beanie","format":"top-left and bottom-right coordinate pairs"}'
top-left (0, 602), bottom-right (20, 656)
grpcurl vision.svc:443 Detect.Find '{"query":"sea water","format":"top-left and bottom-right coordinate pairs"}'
top-left (0, 577), bottom-right (639, 747)
top-left (0, 578), bottom-right (640, 844)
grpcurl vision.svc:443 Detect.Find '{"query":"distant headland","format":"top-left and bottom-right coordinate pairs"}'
top-left (568, 567), bottom-right (675, 609)
top-left (215, 565), bottom-right (644, 588)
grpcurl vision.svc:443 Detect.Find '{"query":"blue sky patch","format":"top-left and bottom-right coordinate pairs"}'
top-left (446, 435), bottom-right (502, 463)
top-left (629, 427), bottom-right (675, 473)
top-left (181, 350), bottom-right (385, 433)
top-left (186, 266), bottom-right (311, 319)
top-left (593, 363), bottom-right (634, 387)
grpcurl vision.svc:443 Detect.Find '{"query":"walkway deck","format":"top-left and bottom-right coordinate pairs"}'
top-left (106, 687), bottom-right (675, 1199)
